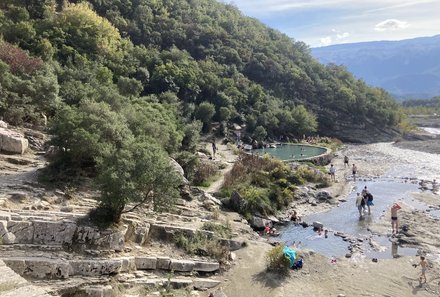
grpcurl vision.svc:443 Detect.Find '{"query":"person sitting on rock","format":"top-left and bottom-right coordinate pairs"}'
top-left (264, 224), bottom-right (271, 235)
top-left (291, 210), bottom-right (301, 224)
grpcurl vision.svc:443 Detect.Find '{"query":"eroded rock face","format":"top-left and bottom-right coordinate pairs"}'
top-left (0, 128), bottom-right (28, 154)
top-left (124, 221), bottom-right (150, 246)
top-left (70, 259), bottom-right (123, 276)
top-left (3, 258), bottom-right (72, 279)
top-left (3, 217), bottom-right (125, 251)
top-left (33, 220), bottom-right (77, 245)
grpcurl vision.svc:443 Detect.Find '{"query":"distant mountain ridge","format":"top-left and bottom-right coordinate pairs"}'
top-left (311, 35), bottom-right (440, 99)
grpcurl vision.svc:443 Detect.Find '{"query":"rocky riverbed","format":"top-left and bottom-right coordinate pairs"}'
top-left (222, 141), bottom-right (440, 297)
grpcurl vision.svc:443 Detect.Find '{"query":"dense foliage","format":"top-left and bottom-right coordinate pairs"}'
top-left (401, 96), bottom-right (440, 115)
top-left (221, 154), bottom-right (329, 218)
top-left (0, 0), bottom-right (401, 220)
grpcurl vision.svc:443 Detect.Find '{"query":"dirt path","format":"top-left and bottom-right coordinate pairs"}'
top-left (205, 142), bottom-right (238, 194)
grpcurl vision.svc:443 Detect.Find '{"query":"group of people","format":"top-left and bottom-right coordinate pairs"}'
top-left (264, 224), bottom-right (278, 236)
top-left (355, 186), bottom-right (374, 216)
top-left (328, 155), bottom-right (358, 183)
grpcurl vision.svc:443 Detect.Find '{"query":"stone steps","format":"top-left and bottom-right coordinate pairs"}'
top-left (33, 275), bottom-right (220, 296)
top-left (2, 255), bottom-right (220, 280)
top-left (0, 260), bottom-right (53, 297)
top-left (0, 243), bottom-right (64, 252)
top-left (120, 276), bottom-right (220, 290)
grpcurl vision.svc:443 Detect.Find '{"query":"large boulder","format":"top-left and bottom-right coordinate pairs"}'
top-left (0, 128), bottom-right (28, 154)
top-left (316, 191), bottom-right (332, 201)
top-left (170, 158), bottom-right (189, 185)
top-left (228, 191), bottom-right (245, 212)
top-left (250, 216), bottom-right (271, 229)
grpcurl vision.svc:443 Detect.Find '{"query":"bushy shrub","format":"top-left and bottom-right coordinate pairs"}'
top-left (174, 232), bottom-right (229, 262)
top-left (193, 161), bottom-right (219, 186)
top-left (266, 244), bottom-right (290, 275)
top-left (295, 165), bottom-right (330, 186)
top-left (241, 186), bottom-right (272, 216)
top-left (173, 151), bottom-right (199, 181)
top-left (222, 153), bottom-right (296, 216)
top-left (202, 222), bottom-right (232, 239)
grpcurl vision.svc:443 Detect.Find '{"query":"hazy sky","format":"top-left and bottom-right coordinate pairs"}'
top-left (225, 0), bottom-right (440, 47)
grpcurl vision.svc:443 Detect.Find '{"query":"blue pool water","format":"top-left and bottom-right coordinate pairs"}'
top-left (253, 144), bottom-right (327, 161)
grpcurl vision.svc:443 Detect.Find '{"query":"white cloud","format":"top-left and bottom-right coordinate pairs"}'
top-left (228, 0), bottom-right (437, 14)
top-left (320, 36), bottom-right (332, 46)
top-left (226, 0), bottom-right (440, 46)
top-left (374, 19), bottom-right (409, 31)
top-left (336, 32), bottom-right (350, 39)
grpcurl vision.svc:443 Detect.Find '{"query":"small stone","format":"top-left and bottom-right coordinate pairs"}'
top-left (60, 206), bottom-right (73, 212)
top-left (9, 193), bottom-right (27, 202)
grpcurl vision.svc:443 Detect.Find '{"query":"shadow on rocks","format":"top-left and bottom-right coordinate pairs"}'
top-left (251, 270), bottom-right (287, 289)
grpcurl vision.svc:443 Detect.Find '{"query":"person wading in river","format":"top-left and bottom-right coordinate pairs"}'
top-left (352, 164), bottom-right (358, 181)
top-left (355, 192), bottom-right (364, 216)
top-left (391, 203), bottom-right (401, 234)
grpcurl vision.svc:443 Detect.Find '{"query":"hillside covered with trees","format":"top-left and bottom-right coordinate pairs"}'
top-left (0, 0), bottom-right (402, 220)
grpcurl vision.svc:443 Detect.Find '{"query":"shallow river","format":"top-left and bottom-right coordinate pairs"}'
top-left (276, 142), bottom-right (440, 259)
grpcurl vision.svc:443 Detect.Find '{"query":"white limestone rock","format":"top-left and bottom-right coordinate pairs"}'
top-left (134, 256), bottom-right (157, 270)
top-left (170, 259), bottom-right (194, 272)
top-left (193, 261), bottom-right (220, 272)
top-left (70, 259), bottom-right (123, 276)
top-left (32, 220), bottom-right (77, 245)
top-left (0, 128), bottom-right (28, 154)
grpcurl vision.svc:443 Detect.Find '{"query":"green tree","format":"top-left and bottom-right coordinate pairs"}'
top-left (96, 138), bottom-right (181, 222)
top-left (56, 2), bottom-right (123, 59)
top-left (49, 101), bottom-right (132, 171)
top-left (253, 125), bottom-right (267, 141)
top-left (195, 101), bottom-right (215, 126)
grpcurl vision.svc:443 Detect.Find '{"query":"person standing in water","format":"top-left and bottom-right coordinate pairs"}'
top-left (362, 186), bottom-right (373, 214)
top-left (352, 164), bottom-right (358, 181)
top-left (391, 203), bottom-right (401, 234)
top-left (355, 192), bottom-right (364, 216)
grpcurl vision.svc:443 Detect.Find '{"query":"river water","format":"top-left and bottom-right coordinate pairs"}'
top-left (276, 142), bottom-right (440, 259)
top-left (420, 127), bottom-right (440, 135)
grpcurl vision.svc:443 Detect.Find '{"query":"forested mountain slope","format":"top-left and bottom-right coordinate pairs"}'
top-left (0, 0), bottom-right (401, 145)
top-left (312, 35), bottom-right (440, 100)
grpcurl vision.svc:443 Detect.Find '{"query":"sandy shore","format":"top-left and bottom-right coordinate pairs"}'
top-left (221, 142), bottom-right (440, 297)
